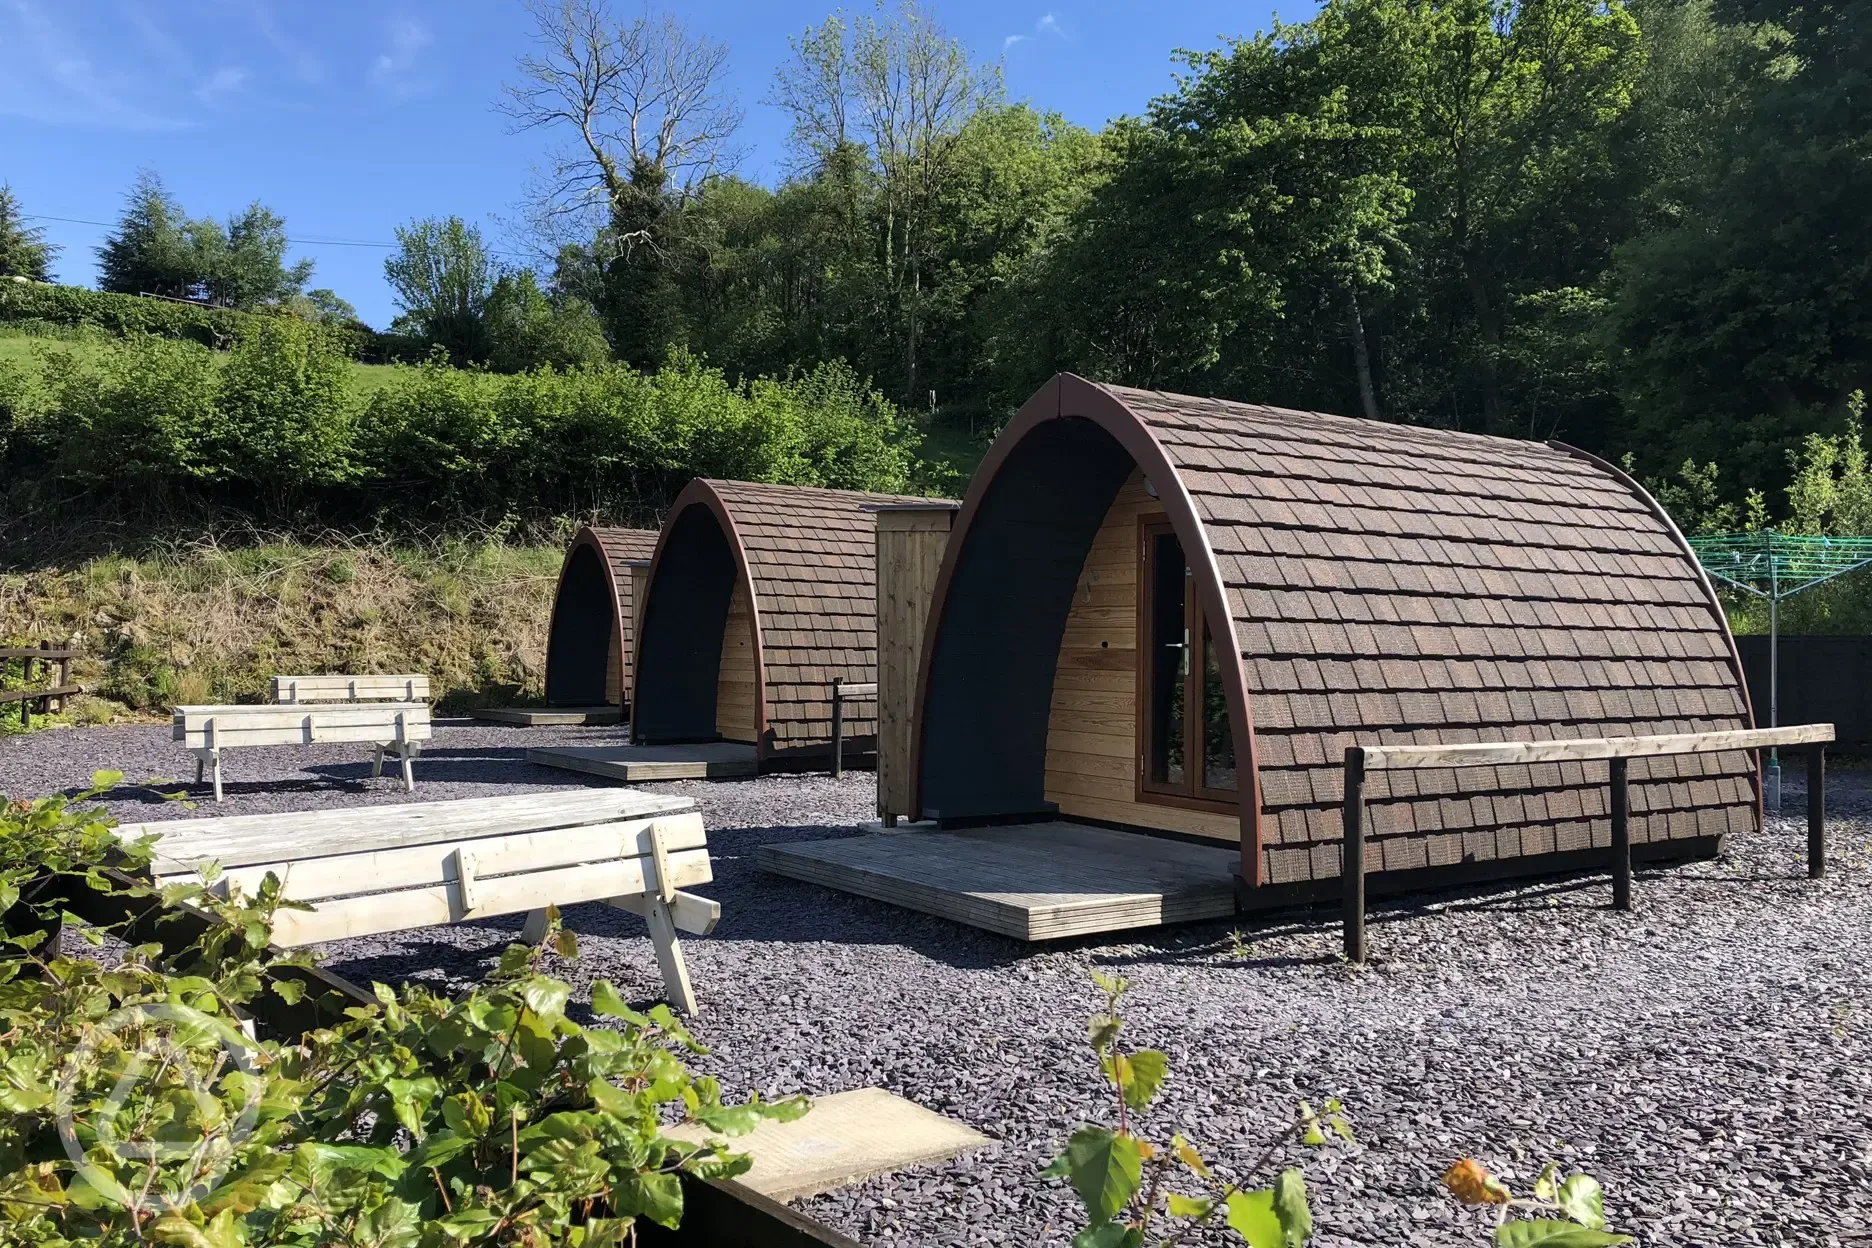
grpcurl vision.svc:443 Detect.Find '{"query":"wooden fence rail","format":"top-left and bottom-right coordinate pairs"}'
top-left (828, 679), bottom-right (878, 779)
top-left (1342, 722), bottom-right (1834, 964)
top-left (0, 642), bottom-right (79, 730)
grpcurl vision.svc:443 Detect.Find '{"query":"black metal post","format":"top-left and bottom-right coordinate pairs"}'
top-left (1610, 757), bottom-right (1631, 912)
top-left (1808, 744), bottom-right (1826, 879)
top-left (830, 678), bottom-right (844, 779)
top-left (20, 646), bottom-right (33, 731)
top-left (1342, 747), bottom-right (1367, 964)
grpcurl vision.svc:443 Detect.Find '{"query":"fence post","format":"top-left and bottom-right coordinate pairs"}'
top-left (38, 641), bottom-right (53, 718)
top-left (20, 646), bottom-right (34, 731)
top-left (55, 642), bottom-right (71, 715)
top-left (1808, 745), bottom-right (1826, 879)
top-left (1342, 746), bottom-right (1367, 964)
top-left (1609, 756), bottom-right (1631, 912)
top-left (831, 678), bottom-right (844, 780)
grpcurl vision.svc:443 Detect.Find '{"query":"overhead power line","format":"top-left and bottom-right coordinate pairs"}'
top-left (22, 214), bottom-right (535, 260)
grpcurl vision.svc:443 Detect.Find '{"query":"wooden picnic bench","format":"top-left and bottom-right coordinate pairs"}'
top-left (172, 703), bottom-right (432, 802)
top-left (271, 674), bottom-right (431, 703)
top-left (117, 789), bottom-right (718, 1013)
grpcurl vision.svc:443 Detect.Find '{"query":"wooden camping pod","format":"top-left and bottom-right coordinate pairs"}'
top-left (910, 374), bottom-right (1761, 894)
top-left (632, 479), bottom-right (938, 769)
top-left (543, 526), bottom-right (659, 712)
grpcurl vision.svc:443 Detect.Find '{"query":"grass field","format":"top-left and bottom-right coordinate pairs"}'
top-left (0, 327), bottom-right (404, 399)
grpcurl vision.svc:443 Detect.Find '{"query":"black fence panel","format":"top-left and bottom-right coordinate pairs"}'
top-left (1736, 635), bottom-right (1872, 751)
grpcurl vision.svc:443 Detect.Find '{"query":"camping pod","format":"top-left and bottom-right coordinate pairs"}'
top-left (542, 526), bottom-right (660, 715)
top-left (632, 478), bottom-right (937, 770)
top-left (910, 374), bottom-right (1760, 899)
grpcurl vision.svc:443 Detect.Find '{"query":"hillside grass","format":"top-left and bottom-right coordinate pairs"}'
top-left (0, 325), bottom-right (405, 399)
top-left (0, 537), bottom-right (565, 730)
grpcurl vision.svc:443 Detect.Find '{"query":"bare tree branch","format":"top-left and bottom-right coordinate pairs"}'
top-left (501, 0), bottom-right (744, 228)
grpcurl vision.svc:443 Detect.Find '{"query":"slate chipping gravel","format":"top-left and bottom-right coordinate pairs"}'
top-left (3, 722), bottom-right (1869, 1247)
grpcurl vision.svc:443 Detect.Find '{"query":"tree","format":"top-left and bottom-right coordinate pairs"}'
top-left (291, 288), bottom-right (361, 326)
top-left (503, 0), bottom-right (742, 233)
top-left (96, 170), bottom-right (198, 299)
top-left (0, 185), bottom-right (58, 282)
top-left (504, 1), bottom-right (744, 368)
top-left (203, 203), bottom-right (315, 309)
top-left (384, 217), bottom-right (497, 362)
top-left (1397, 0), bottom-right (1643, 435)
top-left (1614, 0), bottom-right (1871, 497)
top-left (770, 1), bottom-right (1001, 402)
top-left (483, 269), bottom-right (611, 371)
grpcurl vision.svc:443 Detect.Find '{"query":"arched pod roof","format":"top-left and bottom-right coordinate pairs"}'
top-left (544, 526), bottom-right (658, 708)
top-left (915, 374), bottom-right (1758, 889)
top-left (634, 478), bottom-right (937, 763)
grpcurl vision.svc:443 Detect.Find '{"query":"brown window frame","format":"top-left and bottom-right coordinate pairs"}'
top-left (1135, 517), bottom-right (1239, 815)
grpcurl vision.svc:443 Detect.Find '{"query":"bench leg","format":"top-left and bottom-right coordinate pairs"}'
top-left (210, 751), bottom-right (223, 803)
top-left (519, 908), bottom-right (552, 945)
top-left (195, 755), bottom-right (205, 786)
top-left (400, 743), bottom-right (417, 792)
top-left (371, 745), bottom-right (385, 779)
top-left (643, 897), bottom-right (699, 1016)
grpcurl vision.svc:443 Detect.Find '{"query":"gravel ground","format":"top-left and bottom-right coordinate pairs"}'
top-left (4, 723), bottom-right (1869, 1247)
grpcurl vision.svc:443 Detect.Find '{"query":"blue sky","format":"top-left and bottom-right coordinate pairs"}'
top-left (4, 0), bottom-right (1292, 328)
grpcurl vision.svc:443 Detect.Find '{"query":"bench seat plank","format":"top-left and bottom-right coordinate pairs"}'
top-left (127, 790), bottom-right (696, 870)
top-left (272, 675), bottom-right (431, 703)
top-left (262, 848), bottom-right (715, 946)
top-left (154, 816), bottom-right (710, 903)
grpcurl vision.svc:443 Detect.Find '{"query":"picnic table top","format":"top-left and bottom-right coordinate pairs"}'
top-left (121, 789), bottom-right (700, 874)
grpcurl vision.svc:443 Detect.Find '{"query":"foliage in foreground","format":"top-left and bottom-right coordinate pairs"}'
top-left (0, 779), bottom-right (803, 1244)
top-left (1043, 970), bottom-right (1349, 1247)
top-left (1442, 1158), bottom-right (1631, 1246)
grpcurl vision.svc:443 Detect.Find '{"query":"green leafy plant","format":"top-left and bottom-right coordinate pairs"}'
top-left (1042, 970), bottom-right (1351, 1248)
top-left (1442, 1157), bottom-right (1631, 1246)
top-left (0, 782), bottom-right (806, 1244)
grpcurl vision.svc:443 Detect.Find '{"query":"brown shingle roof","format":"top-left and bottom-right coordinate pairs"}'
top-left (702, 480), bottom-right (933, 758)
top-left (1099, 383), bottom-right (1756, 886)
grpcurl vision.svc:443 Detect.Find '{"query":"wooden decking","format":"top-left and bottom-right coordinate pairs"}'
top-left (756, 821), bottom-right (1238, 940)
top-left (527, 741), bottom-right (759, 782)
top-left (476, 706), bottom-right (623, 726)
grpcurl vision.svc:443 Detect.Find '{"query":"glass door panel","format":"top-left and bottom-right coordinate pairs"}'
top-left (1146, 530), bottom-right (1187, 787)
top-left (1140, 521), bottom-right (1238, 806)
top-left (1199, 625), bottom-right (1237, 793)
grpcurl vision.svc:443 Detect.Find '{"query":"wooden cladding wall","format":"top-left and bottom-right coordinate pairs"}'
top-left (716, 580), bottom-right (759, 744)
top-left (605, 617), bottom-right (623, 706)
top-left (1043, 471), bottom-right (1240, 842)
top-left (876, 507), bottom-right (956, 819)
top-left (628, 562), bottom-right (650, 707)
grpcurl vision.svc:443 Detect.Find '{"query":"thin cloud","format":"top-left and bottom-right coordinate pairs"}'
top-left (248, 3), bottom-right (322, 84)
top-left (1003, 12), bottom-right (1070, 54)
top-left (194, 66), bottom-right (248, 102)
top-left (372, 16), bottom-right (437, 96)
top-left (1, 0), bottom-right (189, 130)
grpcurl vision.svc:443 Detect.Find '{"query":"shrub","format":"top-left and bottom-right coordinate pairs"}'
top-left (212, 317), bottom-right (356, 492)
top-left (0, 280), bottom-right (408, 363)
top-left (45, 333), bottom-right (223, 488)
top-left (0, 280), bottom-right (246, 347)
top-left (0, 782), bottom-right (807, 1243)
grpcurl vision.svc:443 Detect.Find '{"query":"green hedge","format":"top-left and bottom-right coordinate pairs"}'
top-left (1, 320), bottom-right (932, 530)
top-left (0, 280), bottom-right (424, 363)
